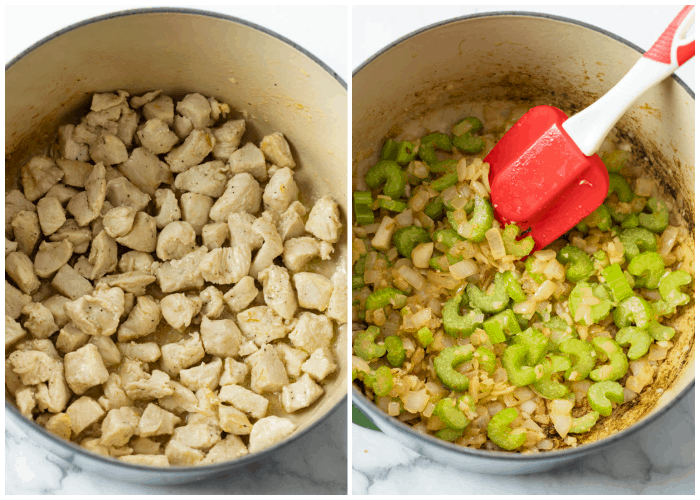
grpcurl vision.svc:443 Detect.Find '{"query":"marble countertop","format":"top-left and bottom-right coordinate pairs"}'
top-left (351, 5), bottom-right (694, 495)
top-left (6, 401), bottom-right (347, 495)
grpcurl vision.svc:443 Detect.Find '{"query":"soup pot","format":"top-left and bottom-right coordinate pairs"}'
top-left (352, 12), bottom-right (694, 475)
top-left (5, 8), bottom-right (347, 484)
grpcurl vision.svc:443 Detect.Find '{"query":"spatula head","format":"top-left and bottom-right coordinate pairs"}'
top-left (486, 105), bottom-right (609, 251)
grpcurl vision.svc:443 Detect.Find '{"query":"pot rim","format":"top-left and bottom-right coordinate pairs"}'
top-left (5, 6), bottom-right (347, 475)
top-left (352, 10), bottom-right (694, 463)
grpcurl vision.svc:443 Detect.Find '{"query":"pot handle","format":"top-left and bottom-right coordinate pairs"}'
top-left (563, 6), bottom-right (695, 156)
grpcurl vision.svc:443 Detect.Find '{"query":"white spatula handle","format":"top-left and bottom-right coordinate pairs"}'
top-left (563, 6), bottom-right (695, 156)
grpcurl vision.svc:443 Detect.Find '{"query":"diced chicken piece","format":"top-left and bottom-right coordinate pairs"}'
top-left (238, 341), bottom-right (259, 357)
top-left (165, 440), bottom-right (205, 466)
top-left (173, 160), bottom-right (228, 198)
top-left (66, 164), bottom-right (107, 226)
top-left (89, 133), bottom-right (128, 166)
top-left (45, 183), bottom-right (80, 206)
top-left (118, 341), bottom-right (161, 362)
top-left (208, 97), bottom-right (229, 122)
top-left (142, 94), bottom-right (174, 125)
top-left (130, 89), bottom-right (162, 109)
top-left (160, 332), bottom-right (206, 376)
top-left (51, 264), bottom-right (94, 300)
top-left (7, 251), bottom-right (40, 295)
top-left (57, 125), bottom-right (90, 162)
top-left (201, 222), bottom-right (228, 250)
top-left (276, 343), bottom-right (309, 378)
top-left (6, 280), bottom-right (32, 319)
top-left (119, 251), bottom-right (156, 274)
top-left (130, 436), bottom-right (161, 455)
top-left (115, 212), bottom-right (157, 253)
top-left (117, 104), bottom-right (139, 147)
top-left (293, 272), bottom-right (334, 312)
top-left (84, 105), bottom-right (121, 130)
top-left (44, 412), bottom-right (73, 439)
top-left (218, 384), bottom-right (269, 419)
top-left (199, 247), bottom-right (251, 285)
top-left (41, 295), bottom-right (71, 327)
top-left (237, 306), bottom-right (290, 346)
top-left (72, 123), bottom-right (99, 145)
top-left (21, 302), bottom-right (58, 339)
top-left (79, 437), bottom-right (111, 456)
top-left (165, 129), bottom-right (215, 174)
top-left (119, 455), bottom-right (170, 467)
top-left (209, 173), bottom-right (262, 222)
top-left (100, 372), bottom-right (134, 411)
top-left (263, 167), bottom-right (298, 213)
top-left (201, 434), bottom-right (248, 464)
top-left (176, 93), bottom-right (212, 130)
top-left (21, 156), bottom-right (65, 201)
top-left (249, 217), bottom-right (283, 278)
top-left (282, 237), bottom-right (334, 272)
top-left (137, 118), bottom-right (179, 155)
top-left (305, 195), bottom-right (342, 243)
top-left (5, 357), bottom-right (25, 396)
top-left (6, 315), bottom-right (28, 349)
top-left (218, 405), bottom-right (252, 435)
top-left (6, 237), bottom-right (18, 256)
top-left (172, 422), bottom-right (221, 450)
top-left (199, 316), bottom-right (243, 358)
top-left (67, 396), bottom-right (106, 434)
top-left (11, 210), bottom-right (41, 255)
top-left (64, 344), bottom-right (109, 394)
top-left (281, 373), bottom-right (323, 413)
top-left (260, 132), bottom-right (296, 169)
top-left (219, 358), bottom-right (249, 386)
top-left (288, 312), bottom-right (334, 354)
top-left (101, 407), bottom-right (141, 446)
top-left (211, 119), bottom-right (245, 160)
top-left (16, 386), bottom-right (37, 417)
top-left (85, 230), bottom-right (117, 279)
top-left (173, 115), bottom-right (194, 140)
top-left (223, 276), bottom-right (258, 313)
top-left (106, 177), bottom-right (150, 211)
top-left (15, 339), bottom-right (60, 360)
top-left (89, 335), bottom-right (121, 366)
top-left (153, 189), bottom-right (181, 229)
top-left (227, 212), bottom-right (263, 250)
top-left (161, 293), bottom-right (202, 331)
top-left (91, 90), bottom-right (128, 111)
top-left (277, 201), bottom-right (307, 241)
top-left (228, 142), bottom-right (267, 181)
top-left (37, 197), bottom-right (67, 236)
top-left (55, 159), bottom-right (92, 188)
top-left (136, 403), bottom-right (181, 437)
top-left (198, 286), bottom-right (225, 319)
top-left (302, 347), bottom-right (337, 382)
top-left (158, 381), bottom-right (199, 414)
top-left (124, 369), bottom-right (174, 400)
top-left (179, 357), bottom-right (223, 392)
top-left (102, 206), bottom-right (137, 238)
top-left (156, 221), bottom-right (196, 261)
top-left (49, 220), bottom-right (92, 253)
top-left (99, 271), bottom-right (156, 296)
top-left (123, 292), bottom-right (136, 318)
top-left (180, 192), bottom-right (213, 235)
top-left (6, 190), bottom-right (36, 239)
top-left (248, 416), bottom-right (296, 454)
top-left (55, 322), bottom-right (90, 353)
top-left (154, 246), bottom-right (207, 293)
top-left (258, 265), bottom-right (297, 320)
top-left (118, 147), bottom-right (173, 196)
top-left (65, 284), bottom-right (125, 336)
top-left (33, 240), bottom-right (74, 280)
top-left (326, 270), bottom-right (347, 324)
top-left (246, 344), bottom-right (289, 394)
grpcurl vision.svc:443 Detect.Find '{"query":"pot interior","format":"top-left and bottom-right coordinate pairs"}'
top-left (353, 13), bottom-right (694, 450)
top-left (6, 10), bottom-right (347, 452)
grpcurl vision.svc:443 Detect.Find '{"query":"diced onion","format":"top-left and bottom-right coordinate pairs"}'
top-left (514, 386), bottom-right (535, 402)
top-left (520, 400), bottom-right (538, 415)
top-left (398, 266), bottom-right (425, 290)
top-left (659, 226), bottom-right (679, 257)
top-left (487, 402), bottom-right (505, 416)
top-left (552, 415), bottom-right (573, 438)
top-left (456, 158), bottom-right (468, 182)
top-left (543, 259), bottom-right (566, 280)
top-left (412, 242), bottom-right (434, 269)
top-left (472, 180), bottom-right (489, 198)
top-left (441, 186), bottom-right (458, 203)
top-left (485, 227), bottom-right (506, 259)
top-left (623, 388), bottom-right (638, 403)
top-left (403, 389), bottom-right (430, 414)
top-left (533, 280), bottom-right (557, 302)
top-left (634, 178), bottom-right (654, 197)
top-left (449, 259), bottom-right (479, 279)
top-left (533, 249), bottom-right (557, 261)
top-left (513, 300), bottom-right (537, 315)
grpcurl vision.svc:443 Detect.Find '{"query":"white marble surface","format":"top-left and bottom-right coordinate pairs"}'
top-left (351, 5), bottom-right (694, 495)
top-left (6, 400), bottom-right (347, 494)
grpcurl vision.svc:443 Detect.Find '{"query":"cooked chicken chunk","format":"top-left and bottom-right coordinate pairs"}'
top-left (209, 173), bottom-right (262, 222)
top-left (137, 118), bottom-right (179, 155)
top-left (180, 192), bottom-right (213, 235)
top-left (102, 206), bottom-right (137, 238)
top-left (124, 369), bottom-right (174, 400)
top-left (136, 403), bottom-right (181, 437)
top-left (165, 439), bottom-right (204, 466)
top-left (6, 190), bottom-right (36, 239)
top-left (90, 133), bottom-right (129, 166)
top-left (143, 95), bottom-right (174, 126)
top-left (260, 132), bottom-right (296, 169)
top-left (223, 276), bottom-right (258, 313)
top-left (117, 341), bottom-right (161, 363)
top-left (288, 312), bottom-right (334, 354)
top-left (66, 163), bottom-right (107, 226)
top-left (197, 286), bottom-right (224, 319)
top-left (249, 217), bottom-right (283, 278)
top-left (57, 125), bottom-right (90, 162)
top-left (258, 265), bottom-right (297, 320)
top-left (6, 280), bottom-right (33, 319)
top-left (21, 156), bottom-right (65, 202)
top-left (219, 358), bottom-right (249, 386)
top-left (89, 335), bottom-right (122, 367)
top-left (211, 120), bottom-right (245, 161)
top-left (199, 247), bottom-right (251, 285)
top-left (11, 210), bottom-right (41, 255)
top-left (201, 434), bottom-right (248, 464)
top-left (218, 385), bottom-right (269, 420)
top-left (157, 221), bottom-right (197, 261)
top-left (282, 237), bottom-right (334, 272)
top-left (200, 316), bottom-right (243, 358)
top-left (64, 343), bottom-right (110, 394)
top-left (37, 196), bottom-right (67, 236)
top-left (66, 396), bottom-right (106, 434)
top-left (179, 357), bottom-right (223, 392)
top-left (106, 177), bottom-right (151, 211)
top-left (117, 104), bottom-right (139, 147)
top-left (119, 455), bottom-right (170, 467)
top-left (158, 381), bottom-right (199, 415)
top-left (173, 160), bottom-right (228, 198)
top-left (8, 349), bottom-right (56, 385)
top-left (227, 212), bottom-right (263, 250)
top-left (49, 220), bottom-right (92, 254)
top-left (200, 222), bottom-right (227, 250)
top-left (55, 323), bottom-right (90, 354)
top-left (65, 283), bottom-right (125, 336)
top-left (51, 264), bottom-right (94, 300)
top-left (87, 230), bottom-right (117, 279)
top-left (6, 315), bottom-right (28, 350)
top-left (305, 195), bottom-right (342, 243)
top-left (326, 270), bottom-right (347, 324)
top-left (229, 143), bottom-right (267, 181)
top-left (34, 239), bottom-right (73, 279)
top-left (281, 374), bottom-right (323, 413)
top-left (160, 293), bottom-right (202, 331)
top-left (45, 412), bottom-right (73, 439)
top-left (21, 302), bottom-right (59, 339)
top-left (237, 306), bottom-right (290, 346)
top-left (100, 407), bottom-right (141, 447)
top-left (301, 347), bottom-right (337, 382)
top-left (41, 295), bottom-right (72, 328)
top-left (173, 115), bottom-right (194, 140)
top-left (154, 189), bottom-right (181, 229)
top-left (119, 251), bottom-right (156, 274)
top-left (277, 201), bottom-right (306, 241)
top-left (155, 245), bottom-right (207, 293)
top-left (118, 147), bottom-right (173, 196)
top-left (263, 167), bottom-right (298, 213)
top-left (160, 332), bottom-right (206, 376)
top-left (248, 416), bottom-right (296, 454)
top-left (115, 212), bottom-right (157, 253)
top-left (293, 272), bottom-right (334, 312)
top-left (218, 405), bottom-right (252, 435)
top-left (165, 129), bottom-right (215, 174)
top-left (246, 344), bottom-right (289, 394)
top-left (130, 90), bottom-right (162, 109)
top-left (176, 93), bottom-right (212, 130)
top-left (55, 159), bottom-right (92, 188)
top-left (7, 251), bottom-right (41, 295)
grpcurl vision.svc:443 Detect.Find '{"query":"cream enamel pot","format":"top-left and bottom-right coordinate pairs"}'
top-left (352, 12), bottom-right (694, 475)
top-left (6, 8), bottom-right (347, 484)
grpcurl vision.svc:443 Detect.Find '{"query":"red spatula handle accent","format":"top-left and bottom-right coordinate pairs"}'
top-left (644, 5), bottom-right (695, 67)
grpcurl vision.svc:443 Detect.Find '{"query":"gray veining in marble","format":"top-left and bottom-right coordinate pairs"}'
top-left (352, 389), bottom-right (694, 494)
top-left (6, 400), bottom-right (347, 495)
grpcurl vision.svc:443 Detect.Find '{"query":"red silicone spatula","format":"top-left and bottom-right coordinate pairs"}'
top-left (487, 5), bottom-right (695, 252)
